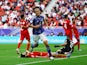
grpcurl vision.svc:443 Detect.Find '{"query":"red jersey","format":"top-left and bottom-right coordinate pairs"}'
top-left (19, 19), bottom-right (30, 40)
top-left (63, 20), bottom-right (72, 40)
top-left (20, 19), bottom-right (29, 31)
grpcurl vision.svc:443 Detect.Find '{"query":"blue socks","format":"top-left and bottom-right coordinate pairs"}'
top-left (46, 46), bottom-right (52, 57)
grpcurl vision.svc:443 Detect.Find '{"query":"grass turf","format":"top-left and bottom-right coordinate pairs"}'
top-left (0, 44), bottom-right (87, 65)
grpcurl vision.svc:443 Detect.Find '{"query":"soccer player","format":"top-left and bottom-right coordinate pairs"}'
top-left (54, 15), bottom-right (74, 47)
top-left (54, 38), bottom-right (74, 58)
top-left (16, 15), bottom-right (30, 54)
top-left (72, 18), bottom-right (81, 51)
top-left (63, 15), bottom-right (72, 41)
top-left (29, 6), bottom-right (54, 60)
top-left (20, 38), bottom-right (74, 58)
top-left (21, 51), bottom-right (49, 58)
top-left (20, 51), bottom-right (67, 58)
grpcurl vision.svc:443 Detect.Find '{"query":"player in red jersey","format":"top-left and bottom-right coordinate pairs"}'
top-left (21, 51), bottom-right (49, 58)
top-left (20, 51), bottom-right (67, 58)
top-left (63, 15), bottom-right (72, 41)
top-left (72, 18), bottom-right (80, 51)
top-left (16, 15), bottom-right (31, 54)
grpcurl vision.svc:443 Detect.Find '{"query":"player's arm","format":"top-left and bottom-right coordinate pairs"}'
top-left (44, 18), bottom-right (48, 26)
top-left (29, 24), bottom-right (41, 29)
top-left (21, 22), bottom-right (30, 29)
top-left (63, 23), bottom-right (67, 29)
top-left (21, 25), bottom-right (28, 29)
top-left (27, 17), bottom-right (41, 28)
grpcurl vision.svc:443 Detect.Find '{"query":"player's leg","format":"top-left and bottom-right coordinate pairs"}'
top-left (26, 33), bottom-right (31, 53)
top-left (30, 35), bottom-right (39, 52)
top-left (73, 27), bottom-right (81, 51)
top-left (16, 34), bottom-right (24, 54)
top-left (65, 30), bottom-right (73, 46)
top-left (16, 40), bottom-right (23, 54)
top-left (77, 40), bottom-right (80, 51)
top-left (40, 33), bottom-right (54, 60)
top-left (26, 40), bottom-right (30, 53)
top-left (52, 52), bottom-right (67, 58)
top-left (76, 37), bottom-right (80, 51)
top-left (74, 38), bottom-right (80, 51)
top-left (74, 32), bottom-right (80, 51)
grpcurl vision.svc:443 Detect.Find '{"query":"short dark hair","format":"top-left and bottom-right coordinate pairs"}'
top-left (33, 6), bottom-right (42, 12)
top-left (64, 15), bottom-right (68, 19)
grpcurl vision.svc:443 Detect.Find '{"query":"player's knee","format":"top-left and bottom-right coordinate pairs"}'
top-left (43, 40), bottom-right (49, 47)
top-left (18, 40), bottom-right (23, 43)
top-left (45, 44), bottom-right (49, 47)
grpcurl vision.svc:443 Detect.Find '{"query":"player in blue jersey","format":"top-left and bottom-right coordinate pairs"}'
top-left (29, 7), bottom-right (54, 60)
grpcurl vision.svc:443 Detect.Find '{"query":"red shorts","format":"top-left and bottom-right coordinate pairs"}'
top-left (20, 30), bottom-right (30, 41)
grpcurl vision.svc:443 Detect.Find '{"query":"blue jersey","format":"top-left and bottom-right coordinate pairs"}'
top-left (32, 16), bottom-right (44, 35)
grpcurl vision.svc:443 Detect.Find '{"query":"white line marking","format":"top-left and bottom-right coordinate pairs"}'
top-left (16, 54), bottom-right (87, 65)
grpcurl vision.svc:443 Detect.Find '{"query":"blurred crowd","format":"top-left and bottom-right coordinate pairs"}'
top-left (45, 0), bottom-right (87, 27)
top-left (0, 0), bottom-right (51, 28)
top-left (0, 0), bottom-right (87, 28)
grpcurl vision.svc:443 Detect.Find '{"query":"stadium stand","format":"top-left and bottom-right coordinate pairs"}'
top-left (0, 0), bottom-right (87, 36)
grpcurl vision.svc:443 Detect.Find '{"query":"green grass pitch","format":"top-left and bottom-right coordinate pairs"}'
top-left (0, 44), bottom-right (87, 65)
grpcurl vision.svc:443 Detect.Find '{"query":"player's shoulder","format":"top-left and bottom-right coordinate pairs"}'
top-left (33, 16), bottom-right (37, 19)
top-left (40, 15), bottom-right (44, 18)
top-left (31, 16), bottom-right (36, 22)
top-left (65, 20), bottom-right (70, 23)
top-left (40, 16), bottom-right (44, 21)
top-left (63, 20), bottom-right (67, 23)
top-left (40, 16), bottom-right (44, 18)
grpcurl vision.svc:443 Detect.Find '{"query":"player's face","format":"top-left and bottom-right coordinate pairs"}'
top-left (34, 8), bottom-right (41, 16)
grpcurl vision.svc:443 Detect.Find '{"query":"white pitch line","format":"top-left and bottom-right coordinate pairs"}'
top-left (16, 54), bottom-right (87, 65)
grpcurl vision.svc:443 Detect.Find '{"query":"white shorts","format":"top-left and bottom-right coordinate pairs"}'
top-left (33, 33), bottom-right (47, 43)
